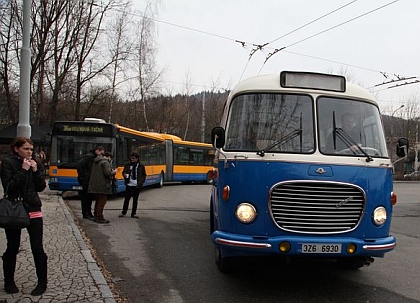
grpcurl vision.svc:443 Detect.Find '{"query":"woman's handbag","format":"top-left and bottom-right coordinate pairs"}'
top-left (0, 184), bottom-right (30, 229)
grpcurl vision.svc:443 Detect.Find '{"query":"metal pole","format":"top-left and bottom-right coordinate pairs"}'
top-left (17, 0), bottom-right (32, 138)
top-left (201, 91), bottom-right (206, 142)
top-left (415, 119), bottom-right (418, 172)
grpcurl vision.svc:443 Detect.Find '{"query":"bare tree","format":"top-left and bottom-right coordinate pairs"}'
top-left (0, 0), bottom-right (20, 125)
top-left (181, 71), bottom-right (193, 140)
top-left (105, 2), bottom-right (134, 123)
top-left (132, 0), bottom-right (162, 131)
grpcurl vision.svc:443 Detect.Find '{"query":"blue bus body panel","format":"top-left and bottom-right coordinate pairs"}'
top-left (49, 175), bottom-right (162, 193)
top-left (172, 173), bottom-right (207, 182)
top-left (211, 160), bottom-right (395, 258)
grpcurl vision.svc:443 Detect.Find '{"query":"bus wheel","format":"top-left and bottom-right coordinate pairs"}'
top-left (215, 247), bottom-right (236, 273)
top-left (210, 201), bottom-right (215, 234)
top-left (205, 171), bottom-right (213, 184)
top-left (155, 172), bottom-right (164, 188)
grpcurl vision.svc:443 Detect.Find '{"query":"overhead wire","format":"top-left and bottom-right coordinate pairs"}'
top-left (121, 1), bottom-right (416, 92)
top-left (241, 0), bottom-right (359, 79)
top-left (268, 1), bottom-right (359, 46)
top-left (257, 0), bottom-right (401, 74)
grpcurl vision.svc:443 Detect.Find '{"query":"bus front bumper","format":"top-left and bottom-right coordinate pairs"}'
top-left (211, 231), bottom-right (396, 258)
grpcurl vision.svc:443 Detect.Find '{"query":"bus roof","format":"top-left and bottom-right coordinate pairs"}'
top-left (229, 72), bottom-right (377, 105)
top-left (117, 127), bottom-right (212, 147)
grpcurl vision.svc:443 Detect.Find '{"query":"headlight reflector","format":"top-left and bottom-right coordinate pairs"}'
top-left (373, 206), bottom-right (387, 226)
top-left (235, 203), bottom-right (257, 224)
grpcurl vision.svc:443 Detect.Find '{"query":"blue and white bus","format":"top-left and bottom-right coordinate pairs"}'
top-left (210, 71), bottom-right (408, 271)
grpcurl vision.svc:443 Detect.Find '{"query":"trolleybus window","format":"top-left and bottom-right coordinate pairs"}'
top-left (224, 93), bottom-right (314, 153)
top-left (52, 136), bottom-right (113, 167)
top-left (318, 97), bottom-right (387, 157)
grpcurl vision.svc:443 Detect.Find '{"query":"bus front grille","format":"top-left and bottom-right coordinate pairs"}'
top-left (269, 181), bottom-right (365, 234)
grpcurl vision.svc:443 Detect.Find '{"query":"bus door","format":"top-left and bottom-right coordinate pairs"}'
top-left (165, 140), bottom-right (174, 181)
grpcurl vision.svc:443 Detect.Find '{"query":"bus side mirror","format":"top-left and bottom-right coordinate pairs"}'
top-left (211, 127), bottom-right (225, 149)
top-left (396, 137), bottom-right (409, 157)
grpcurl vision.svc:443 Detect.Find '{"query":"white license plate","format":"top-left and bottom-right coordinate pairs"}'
top-left (72, 186), bottom-right (82, 190)
top-left (299, 243), bottom-right (342, 254)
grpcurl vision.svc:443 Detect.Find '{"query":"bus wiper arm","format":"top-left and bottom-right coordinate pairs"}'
top-left (257, 129), bottom-right (302, 157)
top-left (335, 128), bottom-right (373, 162)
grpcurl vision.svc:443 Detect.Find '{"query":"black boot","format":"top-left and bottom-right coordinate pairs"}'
top-left (2, 253), bottom-right (19, 294)
top-left (31, 283), bottom-right (47, 296)
top-left (31, 253), bottom-right (48, 296)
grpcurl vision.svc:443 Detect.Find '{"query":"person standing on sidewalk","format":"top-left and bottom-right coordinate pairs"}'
top-left (119, 152), bottom-right (147, 218)
top-left (88, 151), bottom-right (116, 223)
top-left (77, 146), bottom-right (105, 219)
top-left (0, 137), bottom-right (48, 296)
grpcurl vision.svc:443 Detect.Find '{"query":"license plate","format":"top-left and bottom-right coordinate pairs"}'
top-left (72, 186), bottom-right (82, 190)
top-left (299, 243), bottom-right (342, 254)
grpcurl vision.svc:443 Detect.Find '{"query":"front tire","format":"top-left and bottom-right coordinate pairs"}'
top-left (215, 247), bottom-right (236, 273)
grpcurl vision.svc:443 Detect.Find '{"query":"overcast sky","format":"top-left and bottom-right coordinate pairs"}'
top-left (134, 0), bottom-right (419, 113)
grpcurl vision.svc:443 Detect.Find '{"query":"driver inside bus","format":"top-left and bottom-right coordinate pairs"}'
top-left (325, 112), bottom-right (364, 153)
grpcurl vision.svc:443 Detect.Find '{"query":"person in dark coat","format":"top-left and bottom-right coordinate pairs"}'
top-left (0, 137), bottom-right (47, 296)
top-left (88, 152), bottom-right (116, 223)
top-left (76, 146), bottom-right (104, 219)
top-left (118, 152), bottom-right (147, 218)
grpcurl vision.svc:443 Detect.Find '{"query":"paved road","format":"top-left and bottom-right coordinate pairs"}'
top-left (66, 182), bottom-right (420, 303)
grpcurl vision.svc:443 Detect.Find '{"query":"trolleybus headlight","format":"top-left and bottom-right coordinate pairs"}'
top-left (373, 206), bottom-right (387, 226)
top-left (235, 203), bottom-right (257, 224)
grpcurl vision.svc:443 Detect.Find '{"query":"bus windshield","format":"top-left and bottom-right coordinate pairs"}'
top-left (50, 136), bottom-right (113, 167)
top-left (225, 93), bottom-right (314, 153)
top-left (318, 97), bottom-right (387, 157)
top-left (223, 93), bottom-right (387, 158)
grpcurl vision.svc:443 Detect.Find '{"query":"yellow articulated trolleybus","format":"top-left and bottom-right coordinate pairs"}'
top-left (210, 71), bottom-right (408, 271)
top-left (48, 119), bottom-right (214, 193)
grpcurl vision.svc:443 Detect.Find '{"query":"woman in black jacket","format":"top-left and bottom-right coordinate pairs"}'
top-left (0, 137), bottom-right (47, 296)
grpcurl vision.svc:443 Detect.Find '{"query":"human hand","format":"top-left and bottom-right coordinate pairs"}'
top-left (22, 158), bottom-right (32, 171)
top-left (28, 159), bottom-right (38, 172)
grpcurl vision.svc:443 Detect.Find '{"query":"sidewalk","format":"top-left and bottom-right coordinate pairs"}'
top-left (0, 187), bottom-right (116, 303)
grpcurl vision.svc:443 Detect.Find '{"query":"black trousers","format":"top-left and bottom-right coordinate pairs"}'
top-left (122, 186), bottom-right (140, 216)
top-left (3, 218), bottom-right (48, 285)
top-left (80, 186), bottom-right (93, 217)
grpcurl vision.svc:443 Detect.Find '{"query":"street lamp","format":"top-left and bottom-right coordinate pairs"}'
top-left (390, 104), bottom-right (404, 137)
top-left (391, 104), bottom-right (405, 117)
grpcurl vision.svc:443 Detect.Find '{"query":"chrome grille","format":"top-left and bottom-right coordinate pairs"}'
top-left (269, 181), bottom-right (365, 234)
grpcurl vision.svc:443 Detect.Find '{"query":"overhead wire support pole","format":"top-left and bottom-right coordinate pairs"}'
top-left (17, 0), bottom-right (32, 138)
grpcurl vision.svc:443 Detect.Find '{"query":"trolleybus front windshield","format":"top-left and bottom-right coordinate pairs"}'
top-left (318, 97), bottom-right (387, 157)
top-left (224, 93), bottom-right (314, 153)
top-left (51, 136), bottom-right (113, 167)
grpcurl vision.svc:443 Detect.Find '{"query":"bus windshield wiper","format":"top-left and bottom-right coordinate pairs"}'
top-left (334, 128), bottom-right (373, 162)
top-left (257, 128), bottom-right (302, 157)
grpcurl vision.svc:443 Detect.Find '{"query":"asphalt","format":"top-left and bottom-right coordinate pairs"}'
top-left (0, 186), bottom-right (116, 303)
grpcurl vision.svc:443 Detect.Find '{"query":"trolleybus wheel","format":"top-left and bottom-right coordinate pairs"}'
top-left (215, 247), bottom-right (236, 273)
top-left (155, 172), bottom-right (164, 188)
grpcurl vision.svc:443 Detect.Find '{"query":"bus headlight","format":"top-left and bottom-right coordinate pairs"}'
top-left (373, 206), bottom-right (387, 226)
top-left (235, 203), bottom-right (257, 224)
